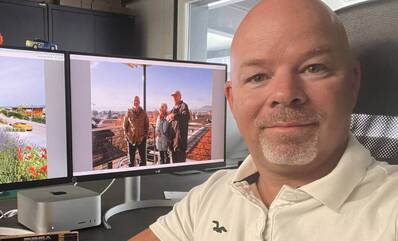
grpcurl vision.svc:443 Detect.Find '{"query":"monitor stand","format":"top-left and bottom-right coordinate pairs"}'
top-left (103, 176), bottom-right (177, 229)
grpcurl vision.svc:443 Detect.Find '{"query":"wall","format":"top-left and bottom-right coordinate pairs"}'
top-left (126, 0), bottom-right (174, 59)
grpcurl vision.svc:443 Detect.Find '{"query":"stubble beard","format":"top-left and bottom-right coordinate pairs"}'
top-left (255, 107), bottom-right (323, 166)
top-left (259, 129), bottom-right (319, 166)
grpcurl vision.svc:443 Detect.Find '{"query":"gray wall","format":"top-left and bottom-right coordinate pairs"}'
top-left (126, 0), bottom-right (175, 59)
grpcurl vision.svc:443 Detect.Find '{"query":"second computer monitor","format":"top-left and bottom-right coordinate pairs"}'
top-left (70, 53), bottom-right (226, 180)
top-left (0, 47), bottom-right (70, 191)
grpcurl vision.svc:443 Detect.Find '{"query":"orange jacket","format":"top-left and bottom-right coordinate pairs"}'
top-left (0, 33), bottom-right (3, 46)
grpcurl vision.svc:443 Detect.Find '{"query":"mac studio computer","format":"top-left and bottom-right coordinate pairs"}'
top-left (0, 47), bottom-right (100, 235)
top-left (69, 53), bottom-right (227, 228)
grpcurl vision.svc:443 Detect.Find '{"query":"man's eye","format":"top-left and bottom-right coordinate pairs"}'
top-left (304, 64), bottom-right (328, 74)
top-left (246, 73), bottom-right (269, 83)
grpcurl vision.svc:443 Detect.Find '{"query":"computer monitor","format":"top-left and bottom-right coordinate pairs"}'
top-left (0, 47), bottom-right (71, 191)
top-left (69, 53), bottom-right (227, 181)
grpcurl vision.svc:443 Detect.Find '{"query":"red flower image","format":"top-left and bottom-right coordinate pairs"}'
top-left (16, 147), bottom-right (23, 161)
top-left (40, 165), bottom-right (48, 173)
top-left (40, 149), bottom-right (48, 159)
top-left (27, 166), bottom-right (38, 177)
top-left (41, 148), bottom-right (47, 155)
top-left (25, 145), bottom-right (32, 151)
top-left (25, 153), bottom-right (33, 160)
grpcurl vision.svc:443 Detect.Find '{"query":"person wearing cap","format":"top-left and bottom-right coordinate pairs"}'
top-left (169, 90), bottom-right (190, 163)
top-left (123, 96), bottom-right (149, 166)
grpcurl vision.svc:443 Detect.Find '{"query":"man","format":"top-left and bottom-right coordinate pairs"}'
top-left (130, 0), bottom-right (398, 240)
top-left (124, 96), bottom-right (149, 167)
top-left (168, 90), bottom-right (190, 163)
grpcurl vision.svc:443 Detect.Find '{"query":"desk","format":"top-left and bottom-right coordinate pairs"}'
top-left (0, 172), bottom-right (212, 241)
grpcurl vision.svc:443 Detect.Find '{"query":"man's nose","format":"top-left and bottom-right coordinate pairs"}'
top-left (266, 72), bottom-right (308, 108)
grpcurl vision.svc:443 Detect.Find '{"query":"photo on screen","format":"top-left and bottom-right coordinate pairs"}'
top-left (0, 48), bottom-right (68, 187)
top-left (90, 61), bottom-right (143, 170)
top-left (70, 54), bottom-right (226, 177)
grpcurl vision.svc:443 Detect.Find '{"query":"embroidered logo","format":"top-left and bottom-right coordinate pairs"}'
top-left (212, 220), bottom-right (227, 233)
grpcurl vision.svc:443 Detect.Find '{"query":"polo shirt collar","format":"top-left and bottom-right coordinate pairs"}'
top-left (231, 155), bottom-right (258, 184)
top-left (231, 134), bottom-right (376, 212)
top-left (299, 134), bottom-right (375, 211)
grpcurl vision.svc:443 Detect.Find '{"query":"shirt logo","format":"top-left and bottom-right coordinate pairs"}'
top-left (212, 220), bottom-right (227, 233)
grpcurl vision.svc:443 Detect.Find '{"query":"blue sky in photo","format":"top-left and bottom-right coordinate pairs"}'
top-left (90, 61), bottom-right (143, 111)
top-left (0, 56), bottom-right (45, 107)
top-left (90, 62), bottom-right (213, 112)
top-left (146, 65), bottom-right (213, 112)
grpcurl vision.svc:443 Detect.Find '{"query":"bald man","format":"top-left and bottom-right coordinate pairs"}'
top-left (129, 1), bottom-right (398, 240)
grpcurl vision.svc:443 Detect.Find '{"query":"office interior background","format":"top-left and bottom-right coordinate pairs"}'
top-left (0, 0), bottom-right (374, 239)
top-left (0, 0), bottom-right (370, 165)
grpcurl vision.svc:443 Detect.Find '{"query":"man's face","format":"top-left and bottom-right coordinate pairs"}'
top-left (133, 97), bottom-right (140, 108)
top-left (226, 1), bottom-right (360, 171)
top-left (172, 94), bottom-right (181, 105)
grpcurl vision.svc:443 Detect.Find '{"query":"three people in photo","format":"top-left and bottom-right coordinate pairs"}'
top-left (124, 91), bottom-right (190, 166)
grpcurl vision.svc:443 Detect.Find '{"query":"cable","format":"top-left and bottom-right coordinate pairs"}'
top-left (100, 178), bottom-right (116, 196)
top-left (0, 209), bottom-right (18, 220)
top-left (73, 178), bottom-right (115, 196)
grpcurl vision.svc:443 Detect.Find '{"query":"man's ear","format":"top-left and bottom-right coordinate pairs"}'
top-left (225, 81), bottom-right (234, 111)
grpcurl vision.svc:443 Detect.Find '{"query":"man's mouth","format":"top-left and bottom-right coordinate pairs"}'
top-left (262, 121), bottom-right (318, 132)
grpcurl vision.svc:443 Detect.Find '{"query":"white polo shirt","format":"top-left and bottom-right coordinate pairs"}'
top-left (150, 135), bottom-right (398, 241)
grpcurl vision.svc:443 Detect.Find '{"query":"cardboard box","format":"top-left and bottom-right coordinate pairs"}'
top-left (91, 0), bottom-right (111, 11)
top-left (81, 0), bottom-right (92, 9)
top-left (56, 0), bottom-right (82, 8)
top-left (91, 0), bottom-right (125, 12)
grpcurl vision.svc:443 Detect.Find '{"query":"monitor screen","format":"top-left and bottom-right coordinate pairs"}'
top-left (0, 47), bottom-right (70, 191)
top-left (70, 53), bottom-right (226, 180)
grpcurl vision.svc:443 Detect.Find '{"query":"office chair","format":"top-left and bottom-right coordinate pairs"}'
top-left (337, 0), bottom-right (398, 164)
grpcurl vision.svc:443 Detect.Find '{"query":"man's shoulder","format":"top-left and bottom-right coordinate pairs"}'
top-left (372, 161), bottom-right (398, 181)
top-left (361, 161), bottom-right (398, 197)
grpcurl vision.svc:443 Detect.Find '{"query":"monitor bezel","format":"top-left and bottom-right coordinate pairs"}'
top-left (68, 51), bottom-right (227, 182)
top-left (0, 46), bottom-right (73, 191)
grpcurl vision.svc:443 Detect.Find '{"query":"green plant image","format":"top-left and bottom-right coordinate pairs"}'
top-left (0, 130), bottom-right (48, 184)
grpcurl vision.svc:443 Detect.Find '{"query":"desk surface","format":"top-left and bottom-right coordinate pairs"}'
top-left (0, 172), bottom-right (213, 241)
